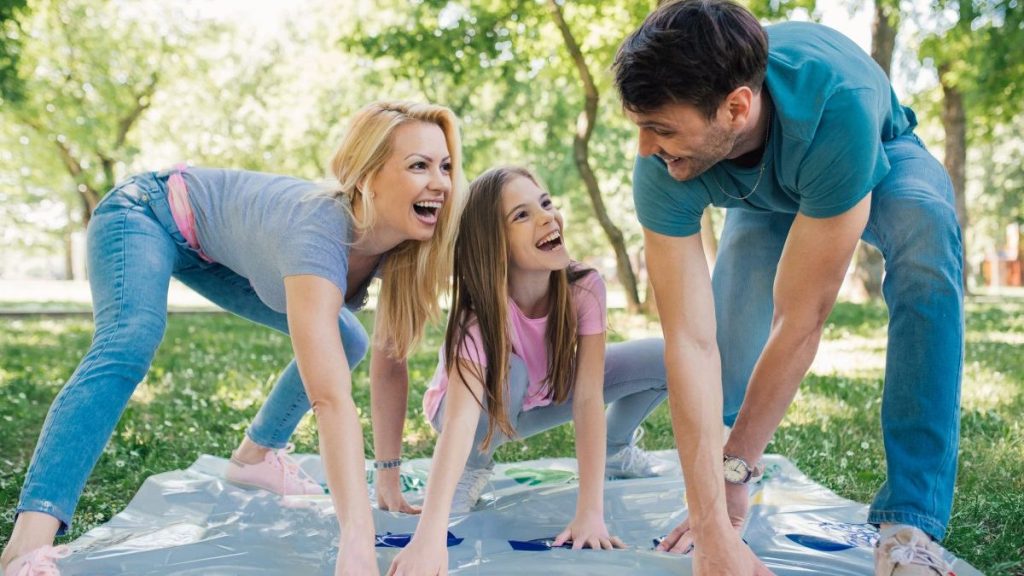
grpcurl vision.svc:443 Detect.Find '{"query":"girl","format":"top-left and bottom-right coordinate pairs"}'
top-left (2, 101), bottom-right (463, 576)
top-left (388, 166), bottom-right (667, 575)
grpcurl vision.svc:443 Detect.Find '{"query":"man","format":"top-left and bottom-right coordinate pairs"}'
top-left (612, 1), bottom-right (963, 575)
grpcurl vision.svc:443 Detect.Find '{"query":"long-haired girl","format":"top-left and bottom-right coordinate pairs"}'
top-left (388, 166), bottom-right (667, 575)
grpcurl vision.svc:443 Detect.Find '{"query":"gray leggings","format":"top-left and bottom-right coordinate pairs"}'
top-left (432, 338), bottom-right (667, 470)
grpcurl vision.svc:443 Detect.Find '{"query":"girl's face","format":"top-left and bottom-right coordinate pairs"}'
top-left (368, 121), bottom-right (452, 243)
top-left (501, 176), bottom-right (570, 274)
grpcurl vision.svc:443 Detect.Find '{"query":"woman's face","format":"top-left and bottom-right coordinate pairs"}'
top-left (501, 175), bottom-right (569, 275)
top-left (368, 121), bottom-right (452, 244)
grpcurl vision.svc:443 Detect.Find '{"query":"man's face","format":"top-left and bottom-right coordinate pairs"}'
top-left (625, 102), bottom-right (737, 182)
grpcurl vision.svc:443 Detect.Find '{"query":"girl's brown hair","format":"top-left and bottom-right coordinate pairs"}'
top-left (445, 166), bottom-right (591, 450)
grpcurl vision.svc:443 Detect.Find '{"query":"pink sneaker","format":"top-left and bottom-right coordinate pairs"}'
top-left (225, 443), bottom-right (325, 496)
top-left (5, 545), bottom-right (70, 576)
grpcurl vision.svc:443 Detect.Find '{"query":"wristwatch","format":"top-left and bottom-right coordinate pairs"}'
top-left (723, 454), bottom-right (764, 485)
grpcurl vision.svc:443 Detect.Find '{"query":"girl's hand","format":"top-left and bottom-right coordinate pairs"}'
top-left (335, 534), bottom-right (380, 576)
top-left (386, 537), bottom-right (448, 576)
top-left (377, 488), bottom-right (422, 514)
top-left (553, 510), bottom-right (626, 551)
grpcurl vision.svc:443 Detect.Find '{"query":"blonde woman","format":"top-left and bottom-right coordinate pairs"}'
top-left (2, 101), bottom-right (464, 576)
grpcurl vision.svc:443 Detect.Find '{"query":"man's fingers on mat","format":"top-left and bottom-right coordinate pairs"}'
top-left (657, 520), bottom-right (690, 551)
top-left (668, 532), bottom-right (694, 554)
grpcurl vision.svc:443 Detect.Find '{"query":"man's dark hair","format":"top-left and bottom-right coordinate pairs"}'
top-left (613, 0), bottom-right (768, 119)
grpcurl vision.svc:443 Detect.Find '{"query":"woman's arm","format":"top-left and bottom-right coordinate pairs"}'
top-left (369, 314), bottom-right (419, 513)
top-left (284, 275), bottom-right (377, 576)
top-left (554, 333), bottom-right (623, 550)
top-left (387, 361), bottom-right (485, 575)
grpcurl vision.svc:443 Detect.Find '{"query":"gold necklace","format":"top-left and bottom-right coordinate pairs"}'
top-left (709, 106), bottom-right (772, 201)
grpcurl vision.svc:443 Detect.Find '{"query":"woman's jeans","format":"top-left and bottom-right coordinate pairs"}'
top-left (432, 338), bottom-right (668, 469)
top-left (16, 173), bottom-right (368, 534)
top-left (712, 133), bottom-right (963, 540)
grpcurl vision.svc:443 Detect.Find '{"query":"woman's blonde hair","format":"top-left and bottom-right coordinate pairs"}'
top-left (329, 100), bottom-right (465, 359)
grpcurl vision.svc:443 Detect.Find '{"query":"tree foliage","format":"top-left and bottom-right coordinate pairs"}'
top-left (0, 0), bottom-right (28, 103)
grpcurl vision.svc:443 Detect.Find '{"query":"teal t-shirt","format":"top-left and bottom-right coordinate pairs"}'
top-left (632, 21), bottom-right (917, 237)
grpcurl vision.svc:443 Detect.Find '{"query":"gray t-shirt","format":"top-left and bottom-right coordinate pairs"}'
top-left (180, 168), bottom-right (365, 313)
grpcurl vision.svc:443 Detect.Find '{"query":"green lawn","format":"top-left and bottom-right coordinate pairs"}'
top-left (1, 299), bottom-right (1021, 574)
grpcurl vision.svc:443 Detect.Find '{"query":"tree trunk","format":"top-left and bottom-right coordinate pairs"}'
top-left (871, 0), bottom-right (898, 77)
top-left (849, 0), bottom-right (901, 302)
top-left (546, 0), bottom-right (643, 312)
top-left (939, 65), bottom-right (970, 291)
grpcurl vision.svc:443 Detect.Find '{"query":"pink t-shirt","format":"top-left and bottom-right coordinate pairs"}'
top-left (422, 269), bottom-right (606, 424)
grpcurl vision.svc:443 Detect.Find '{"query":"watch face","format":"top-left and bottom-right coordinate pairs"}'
top-left (723, 457), bottom-right (749, 483)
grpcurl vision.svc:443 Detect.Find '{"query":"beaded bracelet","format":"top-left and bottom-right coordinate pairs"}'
top-left (374, 458), bottom-right (402, 470)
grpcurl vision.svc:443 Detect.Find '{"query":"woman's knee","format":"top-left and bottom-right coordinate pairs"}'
top-left (339, 311), bottom-right (370, 367)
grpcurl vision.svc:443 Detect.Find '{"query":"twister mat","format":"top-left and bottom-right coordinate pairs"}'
top-left (51, 452), bottom-right (981, 574)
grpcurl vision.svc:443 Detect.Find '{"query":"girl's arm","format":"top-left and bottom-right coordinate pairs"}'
top-left (370, 318), bottom-right (420, 514)
top-left (387, 361), bottom-right (485, 576)
top-left (554, 332), bottom-right (625, 551)
top-left (284, 275), bottom-right (378, 576)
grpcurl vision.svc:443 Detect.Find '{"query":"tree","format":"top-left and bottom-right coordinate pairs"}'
top-left (0, 0), bottom-right (28, 103)
top-left (921, 0), bottom-right (1024, 288)
top-left (849, 0), bottom-right (900, 301)
top-left (0, 0), bottom-right (219, 230)
top-left (545, 0), bottom-right (643, 311)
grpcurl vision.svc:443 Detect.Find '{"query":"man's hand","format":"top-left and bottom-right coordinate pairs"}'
top-left (693, 536), bottom-right (774, 576)
top-left (657, 483), bottom-right (750, 553)
top-left (553, 509), bottom-right (627, 551)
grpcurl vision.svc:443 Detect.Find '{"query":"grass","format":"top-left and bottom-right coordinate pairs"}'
top-left (1, 299), bottom-right (1022, 574)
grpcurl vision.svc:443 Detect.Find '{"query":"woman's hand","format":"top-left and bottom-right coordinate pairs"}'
top-left (386, 536), bottom-right (448, 576)
top-left (553, 509), bottom-right (626, 551)
top-left (376, 468), bottom-right (422, 514)
top-left (377, 487), bottom-right (422, 514)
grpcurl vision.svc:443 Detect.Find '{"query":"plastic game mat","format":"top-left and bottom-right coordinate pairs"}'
top-left (51, 452), bottom-right (981, 575)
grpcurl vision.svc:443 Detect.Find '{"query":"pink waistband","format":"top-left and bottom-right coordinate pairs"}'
top-left (166, 164), bottom-right (213, 263)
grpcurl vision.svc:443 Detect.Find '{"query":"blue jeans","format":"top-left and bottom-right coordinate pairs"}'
top-left (16, 173), bottom-right (369, 534)
top-left (432, 338), bottom-right (668, 469)
top-left (712, 133), bottom-right (963, 540)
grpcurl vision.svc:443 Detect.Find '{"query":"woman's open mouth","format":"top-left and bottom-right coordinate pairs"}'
top-left (413, 200), bottom-right (442, 224)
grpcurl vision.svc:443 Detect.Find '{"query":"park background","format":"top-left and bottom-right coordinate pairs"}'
top-left (0, 0), bottom-right (1021, 573)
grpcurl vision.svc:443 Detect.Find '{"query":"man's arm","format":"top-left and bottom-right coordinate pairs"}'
top-left (725, 194), bottom-right (871, 466)
top-left (643, 228), bottom-right (732, 536)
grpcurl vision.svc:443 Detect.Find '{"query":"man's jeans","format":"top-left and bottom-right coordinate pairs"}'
top-left (712, 133), bottom-right (963, 540)
top-left (17, 173), bottom-right (368, 534)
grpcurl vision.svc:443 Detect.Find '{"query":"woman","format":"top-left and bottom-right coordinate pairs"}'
top-left (1, 101), bottom-right (464, 576)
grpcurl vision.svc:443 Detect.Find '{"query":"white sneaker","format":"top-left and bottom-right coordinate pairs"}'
top-left (875, 525), bottom-right (956, 576)
top-left (450, 463), bottom-right (494, 514)
top-left (606, 428), bottom-right (658, 479)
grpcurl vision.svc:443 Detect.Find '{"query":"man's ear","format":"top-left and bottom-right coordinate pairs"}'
top-left (723, 86), bottom-right (754, 128)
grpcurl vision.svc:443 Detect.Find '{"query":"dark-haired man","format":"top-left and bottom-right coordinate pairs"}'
top-left (613, 1), bottom-right (963, 575)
